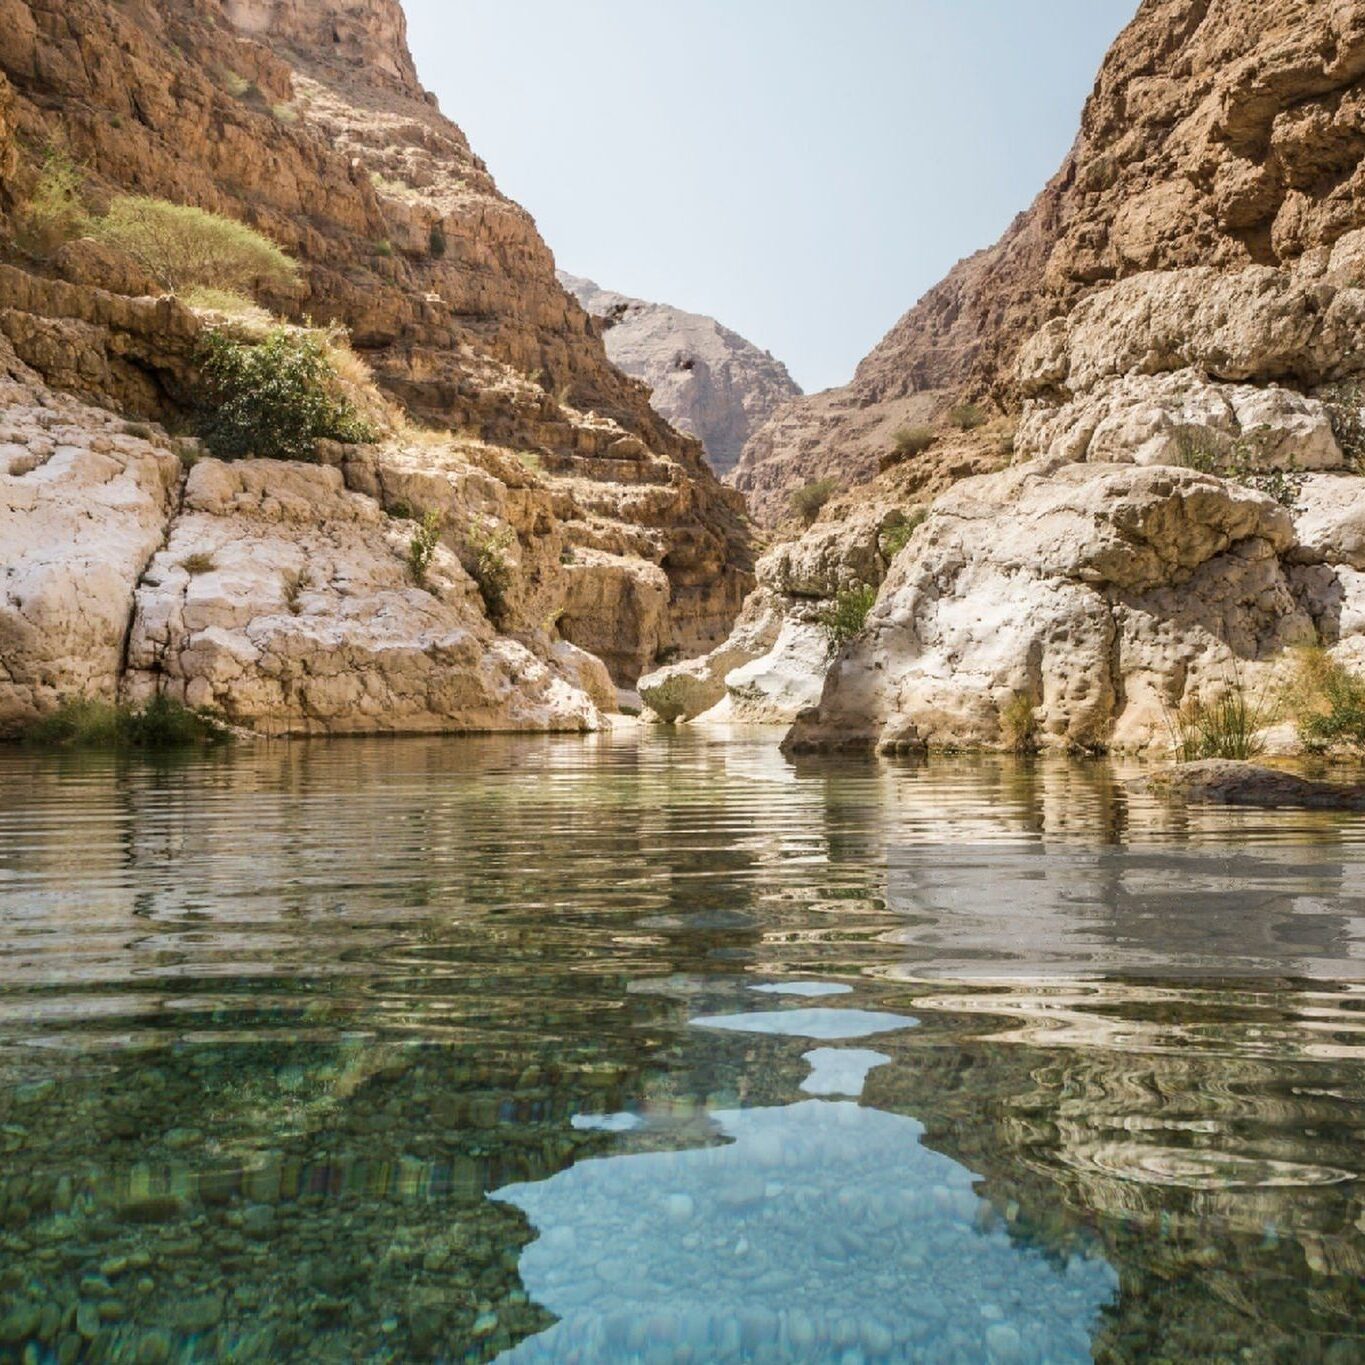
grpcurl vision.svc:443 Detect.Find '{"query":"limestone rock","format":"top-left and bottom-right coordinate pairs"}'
top-left (1019, 367), bottom-right (1345, 471)
top-left (125, 460), bottom-right (606, 735)
top-left (1290, 474), bottom-right (1365, 570)
top-left (783, 462), bottom-right (1315, 754)
top-left (1016, 267), bottom-right (1365, 402)
top-left (1134, 761), bottom-right (1365, 810)
top-left (639, 590), bottom-right (785, 724)
top-left (558, 273), bottom-right (802, 478)
top-left (0, 369), bottom-right (181, 735)
top-left (640, 505), bottom-right (920, 726)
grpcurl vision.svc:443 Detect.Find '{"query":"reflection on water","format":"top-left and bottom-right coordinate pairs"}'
top-left (0, 734), bottom-right (1362, 1361)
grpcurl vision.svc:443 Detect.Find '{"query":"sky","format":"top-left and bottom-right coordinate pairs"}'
top-left (404, 1), bottom-right (1137, 395)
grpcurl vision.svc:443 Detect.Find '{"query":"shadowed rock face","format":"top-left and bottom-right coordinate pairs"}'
top-left (733, 0), bottom-right (1365, 525)
top-left (558, 273), bottom-right (802, 479)
top-left (0, 0), bottom-right (756, 732)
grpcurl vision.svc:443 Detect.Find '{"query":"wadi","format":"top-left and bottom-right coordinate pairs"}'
top-left (0, 2), bottom-right (1363, 1363)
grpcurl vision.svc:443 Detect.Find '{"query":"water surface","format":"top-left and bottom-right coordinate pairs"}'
top-left (1, 732), bottom-right (1363, 1361)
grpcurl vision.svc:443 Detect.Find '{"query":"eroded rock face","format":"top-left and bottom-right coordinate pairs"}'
top-left (0, 0), bottom-right (755, 732)
top-left (0, 354), bottom-right (182, 735)
top-left (125, 460), bottom-right (607, 735)
top-left (733, 0), bottom-right (1365, 524)
top-left (784, 463), bottom-right (1317, 753)
top-left (559, 274), bottom-right (802, 478)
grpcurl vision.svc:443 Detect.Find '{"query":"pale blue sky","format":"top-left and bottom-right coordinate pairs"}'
top-left (404, 1), bottom-right (1136, 393)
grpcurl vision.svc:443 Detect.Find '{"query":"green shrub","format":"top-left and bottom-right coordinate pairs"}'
top-left (465, 516), bottom-right (516, 621)
top-left (1173, 427), bottom-right (1225, 474)
top-left (1165, 669), bottom-right (1274, 761)
top-left (1000, 692), bottom-right (1039, 753)
top-left (181, 286), bottom-right (272, 321)
top-left (1175, 426), bottom-right (1304, 509)
top-left (880, 507), bottom-right (927, 560)
top-left (817, 583), bottom-right (878, 647)
top-left (428, 224), bottom-right (447, 259)
top-left (220, 69), bottom-right (252, 98)
top-left (195, 328), bottom-right (376, 461)
top-left (1288, 647), bottom-right (1365, 753)
top-left (790, 477), bottom-right (840, 523)
top-left (892, 426), bottom-right (936, 458)
top-left (24, 696), bottom-right (227, 748)
top-left (17, 147), bottom-right (89, 257)
top-left (408, 510), bottom-right (444, 585)
top-left (1324, 382), bottom-right (1365, 470)
top-left (947, 402), bottom-right (987, 432)
top-left (91, 196), bottom-right (296, 294)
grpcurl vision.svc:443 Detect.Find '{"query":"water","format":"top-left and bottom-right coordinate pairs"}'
top-left (0, 731), bottom-right (1363, 1362)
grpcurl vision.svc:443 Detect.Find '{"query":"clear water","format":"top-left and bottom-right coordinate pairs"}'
top-left (1, 731), bottom-right (1363, 1363)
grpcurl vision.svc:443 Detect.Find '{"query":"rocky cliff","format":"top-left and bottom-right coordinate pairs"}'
top-left (647, 0), bottom-right (1365, 755)
top-left (558, 272), bottom-right (802, 478)
top-left (733, 0), bottom-right (1365, 526)
top-left (0, 0), bottom-right (754, 736)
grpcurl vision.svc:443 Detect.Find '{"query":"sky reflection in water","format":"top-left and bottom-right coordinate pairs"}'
top-left (496, 998), bottom-right (1115, 1363)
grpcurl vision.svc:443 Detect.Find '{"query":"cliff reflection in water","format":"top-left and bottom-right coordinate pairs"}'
top-left (0, 736), bottom-right (1361, 1361)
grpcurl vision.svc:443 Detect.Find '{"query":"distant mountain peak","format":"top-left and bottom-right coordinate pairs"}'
top-left (559, 273), bottom-right (802, 478)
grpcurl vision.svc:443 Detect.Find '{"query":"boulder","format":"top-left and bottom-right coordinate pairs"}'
top-left (784, 462), bottom-right (1314, 753)
top-left (1133, 760), bottom-right (1365, 809)
top-left (0, 375), bottom-right (181, 735)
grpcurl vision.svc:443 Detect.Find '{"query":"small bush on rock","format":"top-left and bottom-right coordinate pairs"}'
top-left (195, 329), bottom-right (375, 461)
top-left (1324, 382), bottom-right (1365, 471)
top-left (947, 402), bottom-right (987, 432)
top-left (408, 510), bottom-right (444, 586)
top-left (1000, 692), bottom-right (1039, 753)
top-left (25, 696), bottom-right (228, 748)
top-left (1175, 426), bottom-right (1304, 509)
top-left (464, 517), bottom-right (516, 622)
top-left (791, 477), bottom-right (840, 524)
top-left (17, 147), bottom-right (89, 258)
top-left (1288, 647), bottom-right (1365, 754)
top-left (880, 507), bottom-right (927, 561)
top-left (817, 583), bottom-right (878, 647)
top-left (1165, 669), bottom-right (1273, 761)
top-left (892, 427), bottom-right (936, 459)
top-left (180, 552), bottom-right (216, 576)
top-left (92, 196), bottom-right (296, 294)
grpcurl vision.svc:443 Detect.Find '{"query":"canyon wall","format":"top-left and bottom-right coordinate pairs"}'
top-left (648, 0), bottom-right (1365, 755)
top-left (732, 0), bottom-right (1365, 526)
top-left (0, 0), bottom-right (754, 735)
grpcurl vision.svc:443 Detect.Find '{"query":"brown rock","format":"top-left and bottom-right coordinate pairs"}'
top-left (1133, 760), bottom-right (1365, 809)
top-left (733, 0), bottom-right (1365, 525)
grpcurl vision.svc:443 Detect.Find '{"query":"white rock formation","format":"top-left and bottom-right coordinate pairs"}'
top-left (0, 363), bottom-right (181, 734)
top-left (783, 463), bottom-right (1320, 753)
top-left (124, 459), bottom-right (610, 735)
top-left (639, 507), bottom-right (914, 726)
